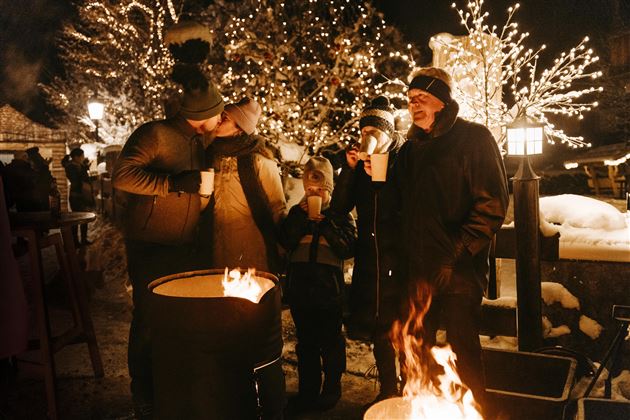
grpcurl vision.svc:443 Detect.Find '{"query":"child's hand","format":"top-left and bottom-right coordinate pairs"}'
top-left (299, 200), bottom-right (309, 213)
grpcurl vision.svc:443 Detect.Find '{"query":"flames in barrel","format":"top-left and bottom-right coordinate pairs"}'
top-left (222, 267), bottom-right (267, 303)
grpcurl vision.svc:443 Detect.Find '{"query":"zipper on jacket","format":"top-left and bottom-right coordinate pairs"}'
top-left (373, 190), bottom-right (380, 321)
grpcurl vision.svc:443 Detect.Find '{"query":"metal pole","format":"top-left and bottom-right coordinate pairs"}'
top-left (512, 155), bottom-right (543, 351)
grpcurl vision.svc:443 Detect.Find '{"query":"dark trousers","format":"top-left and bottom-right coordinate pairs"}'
top-left (373, 324), bottom-right (398, 396)
top-left (423, 292), bottom-right (486, 406)
top-left (125, 240), bottom-right (200, 408)
top-left (287, 263), bottom-right (346, 398)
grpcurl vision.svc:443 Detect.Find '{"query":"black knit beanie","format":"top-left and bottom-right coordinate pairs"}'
top-left (179, 81), bottom-right (224, 121)
top-left (359, 96), bottom-right (395, 137)
top-left (408, 75), bottom-right (452, 105)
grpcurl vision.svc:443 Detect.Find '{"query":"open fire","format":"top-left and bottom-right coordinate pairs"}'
top-left (222, 267), bottom-right (274, 304)
top-left (365, 282), bottom-right (483, 420)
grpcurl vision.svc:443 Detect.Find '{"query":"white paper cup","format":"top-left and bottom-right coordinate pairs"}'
top-left (199, 169), bottom-right (215, 196)
top-left (307, 195), bottom-right (322, 219)
top-left (370, 153), bottom-right (389, 182)
top-left (358, 135), bottom-right (378, 161)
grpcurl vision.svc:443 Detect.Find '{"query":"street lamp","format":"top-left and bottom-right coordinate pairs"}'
top-left (507, 117), bottom-right (544, 352)
top-left (87, 96), bottom-right (104, 143)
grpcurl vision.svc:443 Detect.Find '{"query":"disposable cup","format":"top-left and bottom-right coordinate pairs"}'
top-left (370, 153), bottom-right (389, 182)
top-left (199, 169), bottom-right (215, 196)
top-left (307, 195), bottom-right (323, 219)
top-left (358, 135), bottom-right (378, 161)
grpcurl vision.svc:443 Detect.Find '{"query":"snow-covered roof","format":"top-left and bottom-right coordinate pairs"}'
top-left (0, 104), bottom-right (65, 142)
top-left (564, 141), bottom-right (629, 165)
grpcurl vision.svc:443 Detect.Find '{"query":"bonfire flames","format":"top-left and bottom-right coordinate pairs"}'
top-left (222, 268), bottom-right (265, 304)
top-left (366, 282), bottom-right (483, 419)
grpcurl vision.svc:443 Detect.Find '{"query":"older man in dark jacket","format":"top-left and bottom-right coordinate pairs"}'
top-left (112, 78), bottom-right (223, 418)
top-left (394, 67), bottom-right (509, 410)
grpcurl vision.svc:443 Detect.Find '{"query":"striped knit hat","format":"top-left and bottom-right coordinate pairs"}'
top-left (359, 96), bottom-right (395, 137)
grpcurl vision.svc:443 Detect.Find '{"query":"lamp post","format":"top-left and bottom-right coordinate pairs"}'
top-left (87, 96), bottom-right (104, 143)
top-left (88, 97), bottom-right (105, 214)
top-left (507, 118), bottom-right (544, 351)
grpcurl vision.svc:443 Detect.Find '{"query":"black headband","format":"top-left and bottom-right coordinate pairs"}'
top-left (408, 75), bottom-right (452, 105)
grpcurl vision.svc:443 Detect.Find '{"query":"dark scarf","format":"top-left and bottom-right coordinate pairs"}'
top-left (209, 133), bottom-right (264, 158)
top-left (206, 134), bottom-right (283, 274)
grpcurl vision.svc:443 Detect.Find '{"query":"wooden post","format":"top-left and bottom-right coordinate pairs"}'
top-left (608, 165), bottom-right (619, 198)
top-left (512, 156), bottom-right (543, 351)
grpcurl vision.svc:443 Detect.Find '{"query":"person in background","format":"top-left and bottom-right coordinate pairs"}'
top-left (280, 156), bottom-right (356, 414)
top-left (2, 151), bottom-right (37, 211)
top-left (203, 97), bottom-right (287, 274)
top-left (331, 95), bottom-right (405, 408)
top-left (62, 147), bottom-right (95, 246)
top-left (112, 70), bottom-right (224, 419)
top-left (394, 67), bottom-right (509, 412)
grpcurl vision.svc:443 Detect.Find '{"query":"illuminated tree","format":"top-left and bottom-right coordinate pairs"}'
top-left (208, 0), bottom-right (415, 164)
top-left (41, 0), bottom-right (180, 144)
top-left (430, 0), bottom-right (602, 150)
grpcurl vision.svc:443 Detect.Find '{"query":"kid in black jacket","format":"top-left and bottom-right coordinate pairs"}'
top-left (280, 156), bottom-right (356, 414)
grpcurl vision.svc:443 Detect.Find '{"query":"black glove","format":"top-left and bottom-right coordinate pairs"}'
top-left (168, 170), bottom-right (201, 193)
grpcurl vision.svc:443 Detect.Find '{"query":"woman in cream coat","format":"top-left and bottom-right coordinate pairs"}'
top-left (204, 97), bottom-right (287, 274)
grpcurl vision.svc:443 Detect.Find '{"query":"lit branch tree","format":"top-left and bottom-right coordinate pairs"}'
top-left (41, 0), bottom-right (180, 144)
top-left (208, 0), bottom-right (416, 165)
top-left (430, 0), bottom-right (602, 150)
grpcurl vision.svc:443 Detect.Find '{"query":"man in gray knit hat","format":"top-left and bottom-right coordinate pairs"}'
top-left (113, 74), bottom-right (224, 417)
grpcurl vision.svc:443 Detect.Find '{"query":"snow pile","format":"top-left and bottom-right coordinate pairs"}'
top-left (537, 195), bottom-right (630, 262)
top-left (539, 194), bottom-right (627, 230)
top-left (579, 315), bottom-right (604, 340)
top-left (541, 282), bottom-right (580, 309)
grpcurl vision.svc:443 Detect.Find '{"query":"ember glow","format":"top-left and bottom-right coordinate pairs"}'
top-left (368, 282), bottom-right (483, 419)
top-left (222, 268), bottom-right (267, 304)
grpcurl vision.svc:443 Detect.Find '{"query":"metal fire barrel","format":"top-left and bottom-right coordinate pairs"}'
top-left (148, 269), bottom-right (284, 420)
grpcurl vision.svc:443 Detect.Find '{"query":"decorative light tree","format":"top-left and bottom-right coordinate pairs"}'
top-left (207, 0), bottom-right (416, 167)
top-left (430, 0), bottom-right (603, 151)
top-left (41, 0), bottom-right (180, 144)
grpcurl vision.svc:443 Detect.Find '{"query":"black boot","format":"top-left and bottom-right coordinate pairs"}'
top-left (317, 375), bottom-right (341, 411)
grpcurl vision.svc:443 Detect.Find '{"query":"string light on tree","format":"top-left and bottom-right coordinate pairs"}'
top-left (430, 0), bottom-right (602, 151)
top-left (42, 0), bottom-right (179, 144)
top-left (211, 0), bottom-right (415, 171)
